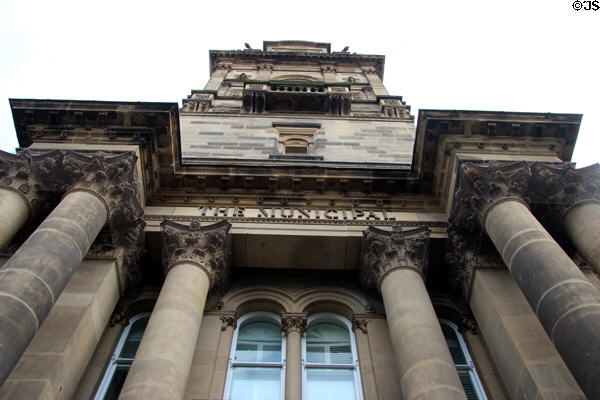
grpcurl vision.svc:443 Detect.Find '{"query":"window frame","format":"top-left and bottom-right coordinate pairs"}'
top-left (224, 311), bottom-right (286, 400)
top-left (94, 312), bottom-right (151, 400)
top-left (440, 319), bottom-right (488, 400)
top-left (302, 313), bottom-right (363, 400)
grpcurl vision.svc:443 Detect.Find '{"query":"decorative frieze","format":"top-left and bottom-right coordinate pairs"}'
top-left (359, 226), bottom-right (431, 289)
top-left (161, 219), bottom-right (232, 291)
top-left (281, 313), bottom-right (307, 334)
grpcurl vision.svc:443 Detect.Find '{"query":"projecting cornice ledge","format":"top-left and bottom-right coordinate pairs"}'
top-left (359, 226), bottom-right (431, 290)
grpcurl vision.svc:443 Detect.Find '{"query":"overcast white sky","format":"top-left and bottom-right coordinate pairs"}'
top-left (0, 0), bottom-right (598, 166)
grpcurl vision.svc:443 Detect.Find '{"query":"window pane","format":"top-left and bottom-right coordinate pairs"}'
top-left (458, 371), bottom-right (479, 400)
top-left (119, 317), bottom-right (149, 359)
top-left (101, 366), bottom-right (129, 400)
top-left (307, 323), bottom-right (352, 364)
top-left (441, 323), bottom-right (467, 365)
top-left (230, 367), bottom-right (281, 400)
top-left (306, 368), bottom-right (356, 400)
top-left (236, 321), bottom-right (282, 363)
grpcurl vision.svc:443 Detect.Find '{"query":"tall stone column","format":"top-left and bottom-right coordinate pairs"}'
top-left (360, 227), bottom-right (466, 400)
top-left (484, 198), bottom-right (600, 398)
top-left (0, 188), bottom-right (32, 249)
top-left (564, 199), bottom-right (600, 274)
top-left (0, 151), bottom-right (142, 387)
top-left (451, 161), bottom-right (600, 399)
top-left (281, 313), bottom-right (307, 400)
top-left (0, 189), bottom-right (108, 385)
top-left (119, 220), bottom-right (231, 400)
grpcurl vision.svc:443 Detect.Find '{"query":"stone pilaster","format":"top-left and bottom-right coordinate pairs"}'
top-left (281, 312), bottom-right (307, 400)
top-left (0, 151), bottom-right (142, 387)
top-left (450, 161), bottom-right (600, 399)
top-left (119, 220), bottom-right (231, 400)
top-left (360, 226), bottom-right (466, 400)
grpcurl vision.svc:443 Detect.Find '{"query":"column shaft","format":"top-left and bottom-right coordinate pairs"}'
top-left (284, 330), bottom-right (302, 400)
top-left (484, 199), bottom-right (600, 399)
top-left (564, 200), bottom-right (600, 274)
top-left (119, 262), bottom-right (210, 400)
top-left (0, 188), bottom-right (30, 249)
top-left (0, 189), bottom-right (108, 386)
top-left (381, 268), bottom-right (466, 400)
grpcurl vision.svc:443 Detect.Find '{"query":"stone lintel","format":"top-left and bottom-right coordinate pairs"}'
top-left (161, 219), bottom-right (232, 291)
top-left (281, 313), bottom-right (307, 334)
top-left (359, 226), bottom-right (430, 290)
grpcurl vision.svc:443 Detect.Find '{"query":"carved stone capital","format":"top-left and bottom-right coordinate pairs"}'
top-left (281, 313), bottom-right (307, 335)
top-left (161, 219), bottom-right (232, 291)
top-left (0, 149), bottom-right (145, 287)
top-left (352, 314), bottom-right (370, 334)
top-left (359, 226), bottom-right (431, 290)
top-left (220, 312), bottom-right (238, 331)
top-left (0, 150), bottom-right (62, 217)
top-left (445, 227), bottom-right (504, 300)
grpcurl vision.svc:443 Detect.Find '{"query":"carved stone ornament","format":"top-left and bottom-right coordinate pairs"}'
top-left (449, 160), bottom-right (600, 234)
top-left (220, 313), bottom-right (237, 331)
top-left (359, 226), bottom-right (431, 290)
top-left (161, 219), bottom-right (232, 291)
top-left (281, 313), bottom-right (307, 334)
top-left (0, 149), bottom-right (145, 286)
top-left (0, 150), bottom-right (62, 217)
top-left (352, 315), bottom-right (369, 334)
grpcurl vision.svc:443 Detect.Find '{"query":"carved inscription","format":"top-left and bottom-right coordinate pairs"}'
top-left (197, 205), bottom-right (396, 221)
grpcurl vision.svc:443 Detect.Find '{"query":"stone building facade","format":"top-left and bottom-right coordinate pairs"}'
top-left (0, 41), bottom-right (599, 400)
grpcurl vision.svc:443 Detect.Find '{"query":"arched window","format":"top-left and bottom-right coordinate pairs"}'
top-left (94, 313), bottom-right (150, 400)
top-left (440, 319), bottom-right (487, 400)
top-left (224, 312), bottom-right (285, 400)
top-left (303, 313), bottom-right (363, 400)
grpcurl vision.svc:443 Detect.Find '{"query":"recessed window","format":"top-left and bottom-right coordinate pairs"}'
top-left (303, 314), bottom-right (363, 400)
top-left (225, 312), bottom-right (285, 400)
top-left (273, 123), bottom-right (319, 156)
top-left (440, 320), bottom-right (487, 400)
top-left (94, 313), bottom-right (150, 400)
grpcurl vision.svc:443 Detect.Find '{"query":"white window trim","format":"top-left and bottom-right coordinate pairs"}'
top-left (224, 311), bottom-right (285, 400)
top-left (94, 313), bottom-right (151, 400)
top-left (302, 313), bottom-right (363, 400)
top-left (440, 319), bottom-right (488, 400)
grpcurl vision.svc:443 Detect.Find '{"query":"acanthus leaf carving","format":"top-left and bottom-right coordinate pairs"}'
top-left (161, 219), bottom-right (232, 292)
top-left (359, 226), bottom-right (431, 290)
top-left (281, 313), bottom-right (307, 334)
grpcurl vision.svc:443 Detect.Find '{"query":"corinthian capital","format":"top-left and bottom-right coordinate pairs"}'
top-left (359, 226), bottom-right (430, 289)
top-left (281, 313), bottom-right (307, 335)
top-left (0, 150), bottom-right (62, 216)
top-left (161, 220), bottom-right (232, 290)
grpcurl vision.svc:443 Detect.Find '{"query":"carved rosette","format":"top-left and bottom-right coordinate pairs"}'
top-left (161, 219), bottom-right (232, 291)
top-left (281, 313), bottom-right (307, 335)
top-left (359, 226), bottom-right (431, 290)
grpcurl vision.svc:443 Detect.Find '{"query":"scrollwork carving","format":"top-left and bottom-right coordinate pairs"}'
top-left (359, 226), bottom-right (431, 290)
top-left (220, 313), bottom-right (237, 331)
top-left (161, 219), bottom-right (232, 291)
top-left (281, 313), bottom-right (307, 334)
top-left (352, 315), bottom-right (369, 334)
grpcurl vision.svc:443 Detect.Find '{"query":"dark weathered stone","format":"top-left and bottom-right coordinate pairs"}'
top-left (359, 226), bottom-right (430, 290)
top-left (161, 219), bottom-right (232, 291)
